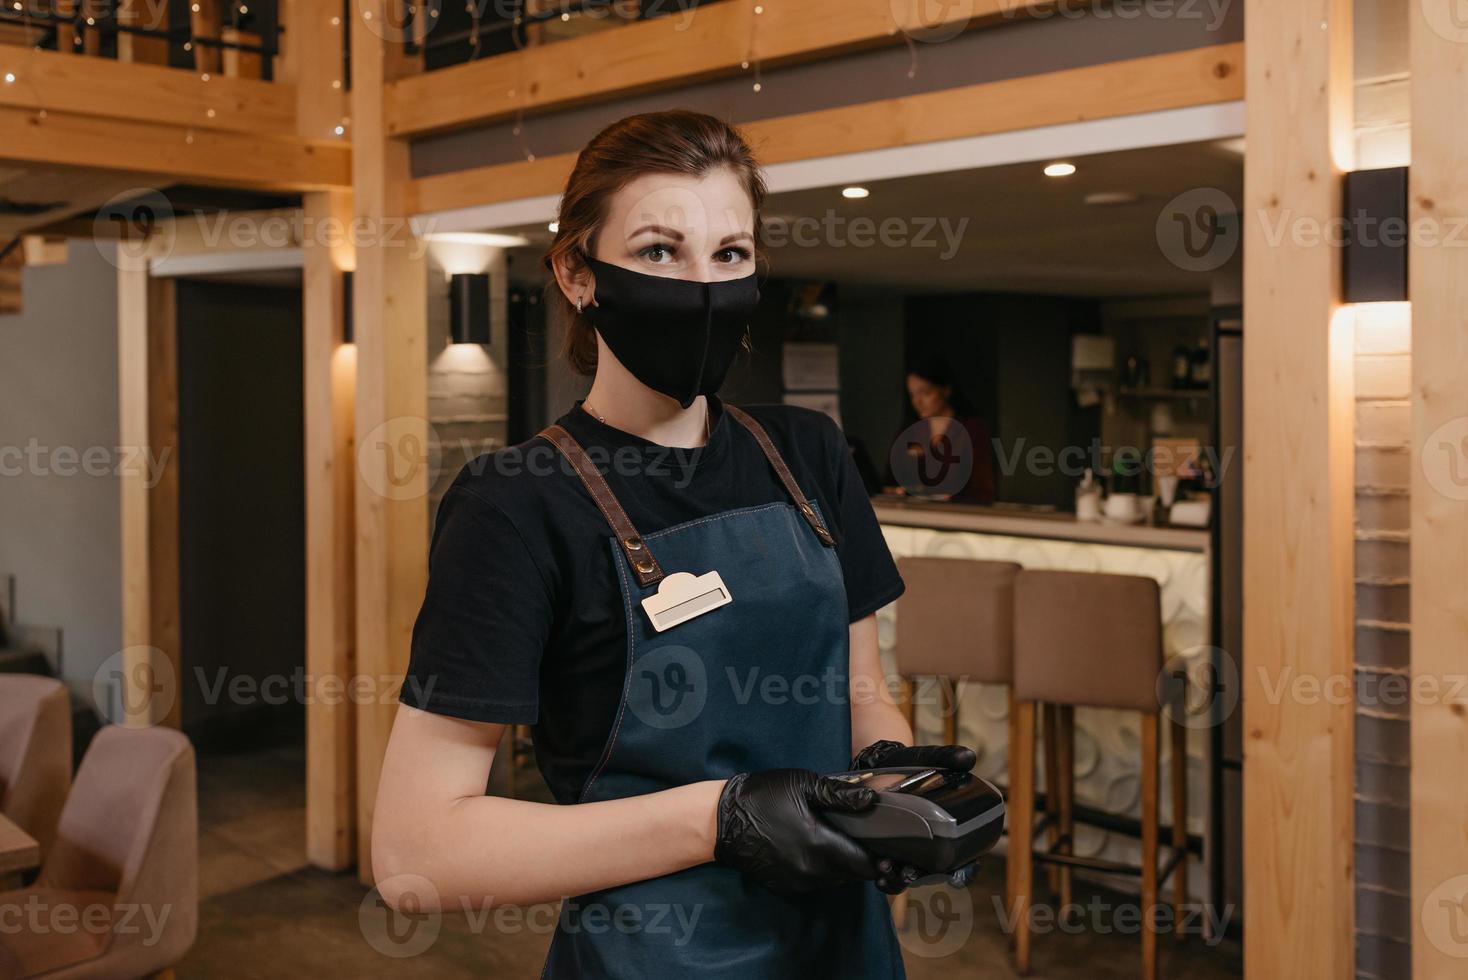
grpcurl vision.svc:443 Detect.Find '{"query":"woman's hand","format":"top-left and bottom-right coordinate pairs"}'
top-left (851, 739), bottom-right (976, 774)
top-left (849, 740), bottom-right (978, 894)
top-left (713, 769), bottom-right (885, 896)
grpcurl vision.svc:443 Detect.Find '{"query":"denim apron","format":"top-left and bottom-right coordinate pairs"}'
top-left (538, 405), bottom-right (905, 979)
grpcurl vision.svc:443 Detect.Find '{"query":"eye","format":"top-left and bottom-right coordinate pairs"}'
top-left (715, 246), bottom-right (752, 264)
top-left (638, 242), bottom-right (676, 264)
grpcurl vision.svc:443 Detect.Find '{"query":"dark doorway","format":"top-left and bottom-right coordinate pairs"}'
top-left (176, 279), bottom-right (305, 747)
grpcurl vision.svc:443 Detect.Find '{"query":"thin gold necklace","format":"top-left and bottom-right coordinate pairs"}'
top-left (583, 399), bottom-right (711, 441)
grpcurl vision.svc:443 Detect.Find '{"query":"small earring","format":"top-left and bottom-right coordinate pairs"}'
top-left (576, 296), bottom-right (584, 314)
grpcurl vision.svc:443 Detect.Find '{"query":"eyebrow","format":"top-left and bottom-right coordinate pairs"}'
top-left (626, 224), bottom-right (754, 247)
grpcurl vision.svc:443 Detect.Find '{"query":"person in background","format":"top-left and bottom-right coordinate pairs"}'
top-left (900, 354), bottom-right (997, 505)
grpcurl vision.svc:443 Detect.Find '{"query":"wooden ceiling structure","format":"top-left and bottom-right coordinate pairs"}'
top-left (0, 2), bottom-right (348, 311)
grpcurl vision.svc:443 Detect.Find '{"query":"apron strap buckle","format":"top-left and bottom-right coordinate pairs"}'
top-left (540, 424), bottom-right (666, 587)
top-left (725, 405), bottom-right (838, 549)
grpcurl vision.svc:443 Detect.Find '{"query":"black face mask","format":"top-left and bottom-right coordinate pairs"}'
top-left (580, 254), bottom-right (760, 409)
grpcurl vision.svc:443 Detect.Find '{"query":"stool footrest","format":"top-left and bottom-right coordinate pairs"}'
top-left (1030, 845), bottom-right (1188, 886)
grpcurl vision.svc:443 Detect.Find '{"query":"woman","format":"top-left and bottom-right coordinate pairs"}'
top-left (899, 354), bottom-right (997, 505)
top-left (372, 110), bottom-right (973, 978)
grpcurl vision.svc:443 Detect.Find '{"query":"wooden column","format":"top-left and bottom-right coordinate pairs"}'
top-left (118, 246), bottom-right (182, 730)
top-left (285, 0), bottom-right (358, 872)
top-left (1241, 1), bottom-right (1356, 977)
top-left (350, 0), bottom-right (429, 882)
top-left (1409, 7), bottom-right (1468, 977)
top-left (302, 193), bottom-right (358, 871)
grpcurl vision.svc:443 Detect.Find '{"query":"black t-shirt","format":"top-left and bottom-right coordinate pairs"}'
top-left (400, 395), bottom-right (905, 803)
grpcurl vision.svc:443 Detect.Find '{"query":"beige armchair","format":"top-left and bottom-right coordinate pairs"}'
top-left (0, 725), bottom-right (197, 979)
top-left (0, 676), bottom-right (72, 867)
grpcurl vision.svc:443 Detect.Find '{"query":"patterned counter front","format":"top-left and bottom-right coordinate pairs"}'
top-left (875, 520), bottom-right (1213, 903)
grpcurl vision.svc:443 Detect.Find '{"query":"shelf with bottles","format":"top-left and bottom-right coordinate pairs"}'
top-left (1115, 386), bottom-right (1211, 400)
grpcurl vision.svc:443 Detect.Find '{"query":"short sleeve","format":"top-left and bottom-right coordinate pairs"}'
top-left (399, 485), bottom-right (553, 724)
top-left (823, 416), bottom-right (906, 622)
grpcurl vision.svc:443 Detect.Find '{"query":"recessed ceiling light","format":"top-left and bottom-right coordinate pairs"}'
top-left (422, 232), bottom-right (532, 248)
top-left (1044, 163), bottom-right (1077, 178)
top-left (842, 186), bottom-right (870, 199)
top-left (1084, 191), bottom-right (1140, 206)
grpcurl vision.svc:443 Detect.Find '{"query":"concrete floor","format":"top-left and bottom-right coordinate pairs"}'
top-left (182, 739), bottom-right (1242, 979)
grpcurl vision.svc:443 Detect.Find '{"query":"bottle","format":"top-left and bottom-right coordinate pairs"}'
top-left (1190, 338), bottom-right (1212, 389)
top-left (1171, 344), bottom-right (1191, 389)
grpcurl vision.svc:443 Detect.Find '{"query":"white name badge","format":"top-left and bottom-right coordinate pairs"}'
top-left (640, 570), bottom-right (733, 633)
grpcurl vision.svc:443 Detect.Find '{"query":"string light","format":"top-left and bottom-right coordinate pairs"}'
top-left (747, 2), bottom-right (765, 93)
top-left (3, 72), bottom-right (15, 84)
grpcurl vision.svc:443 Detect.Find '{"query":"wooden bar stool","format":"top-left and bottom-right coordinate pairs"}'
top-left (891, 557), bottom-right (1021, 926)
top-left (1009, 570), bottom-right (1187, 980)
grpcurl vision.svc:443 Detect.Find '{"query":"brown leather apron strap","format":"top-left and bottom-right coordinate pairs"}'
top-left (539, 424), bottom-right (665, 588)
top-left (724, 404), bottom-right (837, 548)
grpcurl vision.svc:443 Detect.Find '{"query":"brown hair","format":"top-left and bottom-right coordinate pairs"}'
top-left (542, 110), bottom-right (768, 376)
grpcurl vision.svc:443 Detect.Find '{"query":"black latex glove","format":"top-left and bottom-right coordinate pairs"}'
top-left (850, 739), bottom-right (977, 774)
top-left (850, 740), bottom-right (978, 894)
top-left (714, 769), bottom-right (886, 896)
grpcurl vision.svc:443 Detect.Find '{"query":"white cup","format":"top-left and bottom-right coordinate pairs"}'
top-left (1104, 492), bottom-right (1140, 522)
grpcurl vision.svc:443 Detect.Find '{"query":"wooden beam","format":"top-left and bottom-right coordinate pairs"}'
top-left (408, 42), bottom-right (1243, 216)
top-left (303, 190), bottom-right (357, 872)
top-left (280, 0), bottom-right (349, 140)
top-left (0, 45), bottom-right (296, 136)
top-left (1241, 1), bottom-right (1355, 977)
top-left (222, 28), bottom-right (265, 80)
top-left (0, 265), bottom-right (18, 314)
top-left (1410, 6), bottom-right (1468, 977)
top-left (351, 0), bottom-right (429, 883)
top-left (118, 243), bottom-right (182, 729)
top-left (0, 107), bottom-right (350, 191)
top-left (288, 0), bottom-right (358, 876)
top-left (385, 0), bottom-right (1064, 138)
top-left (145, 275), bottom-right (181, 731)
top-left (118, 248), bottom-right (151, 724)
top-left (0, 165), bottom-right (173, 240)
top-left (192, 0), bottom-right (224, 76)
top-left (117, 0), bottom-right (171, 66)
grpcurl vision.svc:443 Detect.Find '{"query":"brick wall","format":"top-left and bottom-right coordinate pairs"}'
top-left (1353, 303), bottom-right (1412, 979)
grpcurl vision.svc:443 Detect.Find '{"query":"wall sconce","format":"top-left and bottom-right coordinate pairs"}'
top-left (1343, 166), bottom-right (1408, 304)
top-left (343, 269), bottom-right (353, 344)
top-left (450, 273), bottom-right (491, 345)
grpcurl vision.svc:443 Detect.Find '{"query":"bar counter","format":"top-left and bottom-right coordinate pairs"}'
top-left (872, 495), bottom-right (1213, 902)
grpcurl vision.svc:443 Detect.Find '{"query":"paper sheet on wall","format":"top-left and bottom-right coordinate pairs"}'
top-left (782, 342), bottom-right (839, 391)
